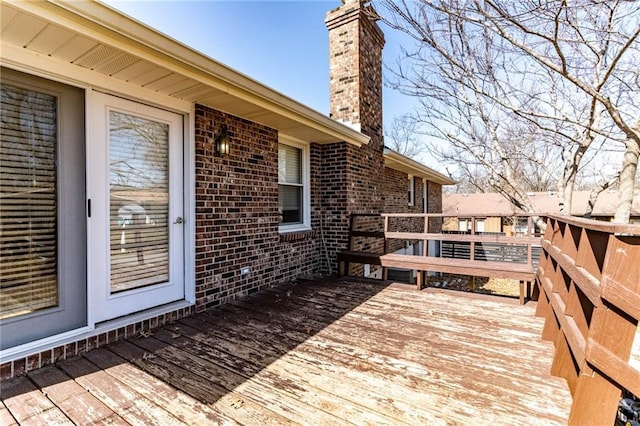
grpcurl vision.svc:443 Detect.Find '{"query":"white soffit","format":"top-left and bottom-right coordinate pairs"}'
top-left (1, 0), bottom-right (369, 147)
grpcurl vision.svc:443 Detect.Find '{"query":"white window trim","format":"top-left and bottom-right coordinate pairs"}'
top-left (278, 135), bottom-right (311, 233)
top-left (408, 175), bottom-right (415, 207)
top-left (423, 179), bottom-right (428, 213)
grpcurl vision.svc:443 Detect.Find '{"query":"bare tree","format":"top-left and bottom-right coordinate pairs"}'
top-left (385, 113), bottom-right (422, 157)
top-left (375, 0), bottom-right (640, 222)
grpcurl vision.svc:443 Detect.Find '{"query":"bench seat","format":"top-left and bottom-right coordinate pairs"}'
top-left (337, 251), bottom-right (535, 303)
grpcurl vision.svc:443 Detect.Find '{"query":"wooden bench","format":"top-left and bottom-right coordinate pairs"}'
top-left (337, 251), bottom-right (535, 304)
top-left (337, 250), bottom-right (386, 278)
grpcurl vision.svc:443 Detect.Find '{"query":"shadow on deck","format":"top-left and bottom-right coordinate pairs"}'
top-left (0, 278), bottom-right (571, 425)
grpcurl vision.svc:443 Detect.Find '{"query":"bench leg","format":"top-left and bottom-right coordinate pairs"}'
top-left (382, 267), bottom-right (388, 280)
top-left (338, 261), bottom-right (345, 277)
top-left (416, 271), bottom-right (423, 291)
top-left (519, 280), bottom-right (525, 305)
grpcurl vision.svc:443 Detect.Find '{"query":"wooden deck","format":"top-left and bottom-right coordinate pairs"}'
top-left (1, 278), bottom-right (571, 425)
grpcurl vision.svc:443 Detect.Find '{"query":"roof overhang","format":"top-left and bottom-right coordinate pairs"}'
top-left (1, 0), bottom-right (370, 147)
top-left (383, 148), bottom-right (456, 185)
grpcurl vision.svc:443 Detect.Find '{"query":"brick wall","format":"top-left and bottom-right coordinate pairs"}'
top-left (315, 142), bottom-right (349, 274)
top-left (326, 0), bottom-right (385, 153)
top-left (194, 105), bottom-right (322, 310)
top-left (427, 181), bottom-right (444, 232)
top-left (324, 0), bottom-right (386, 274)
top-left (383, 168), bottom-right (423, 252)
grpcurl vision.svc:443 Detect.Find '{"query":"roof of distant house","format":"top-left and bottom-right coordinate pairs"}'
top-left (443, 191), bottom-right (640, 217)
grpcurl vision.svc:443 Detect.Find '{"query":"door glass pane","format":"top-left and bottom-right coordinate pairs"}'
top-left (109, 111), bottom-right (169, 293)
top-left (0, 83), bottom-right (58, 319)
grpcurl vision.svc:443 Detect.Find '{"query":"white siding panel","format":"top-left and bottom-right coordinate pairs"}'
top-left (27, 25), bottom-right (75, 55)
top-left (130, 67), bottom-right (172, 86)
top-left (1, 6), bottom-right (19, 31)
top-left (95, 52), bottom-right (139, 76)
top-left (1, 13), bottom-right (47, 47)
top-left (52, 35), bottom-right (99, 63)
top-left (74, 45), bottom-right (120, 69)
top-left (110, 59), bottom-right (155, 81)
top-left (144, 73), bottom-right (190, 92)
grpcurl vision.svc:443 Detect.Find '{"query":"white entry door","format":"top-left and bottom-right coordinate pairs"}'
top-left (90, 92), bottom-right (184, 322)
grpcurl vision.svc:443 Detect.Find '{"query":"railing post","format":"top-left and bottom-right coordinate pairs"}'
top-left (470, 217), bottom-right (476, 261)
top-left (423, 214), bottom-right (429, 257)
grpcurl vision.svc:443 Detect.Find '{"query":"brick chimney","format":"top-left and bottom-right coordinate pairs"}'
top-left (326, 0), bottom-right (385, 151)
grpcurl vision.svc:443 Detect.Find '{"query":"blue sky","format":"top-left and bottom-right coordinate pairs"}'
top-left (102, 0), bottom-right (417, 133)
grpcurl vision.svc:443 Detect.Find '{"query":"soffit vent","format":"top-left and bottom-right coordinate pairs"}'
top-left (170, 84), bottom-right (219, 102)
top-left (73, 44), bottom-right (119, 70)
top-left (95, 52), bottom-right (139, 76)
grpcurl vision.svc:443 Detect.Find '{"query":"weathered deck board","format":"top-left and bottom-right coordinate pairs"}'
top-left (27, 365), bottom-right (127, 425)
top-left (0, 375), bottom-right (73, 425)
top-left (0, 404), bottom-right (18, 426)
top-left (211, 288), bottom-right (568, 423)
top-left (82, 348), bottom-right (238, 425)
top-left (1, 278), bottom-right (572, 425)
top-left (107, 340), bottom-right (291, 426)
top-left (56, 356), bottom-right (185, 425)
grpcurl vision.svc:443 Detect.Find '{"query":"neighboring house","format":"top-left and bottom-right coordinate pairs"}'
top-left (443, 191), bottom-right (640, 234)
top-left (0, 0), bottom-right (451, 376)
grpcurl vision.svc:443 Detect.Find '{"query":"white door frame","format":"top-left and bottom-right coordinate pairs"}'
top-left (88, 91), bottom-right (185, 323)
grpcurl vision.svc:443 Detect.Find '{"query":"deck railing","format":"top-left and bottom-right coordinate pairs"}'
top-left (381, 212), bottom-right (542, 262)
top-left (534, 215), bottom-right (640, 425)
top-left (339, 213), bottom-right (542, 301)
top-left (382, 213), bottom-right (540, 267)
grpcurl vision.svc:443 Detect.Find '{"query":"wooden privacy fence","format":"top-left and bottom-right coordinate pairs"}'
top-left (534, 215), bottom-right (640, 425)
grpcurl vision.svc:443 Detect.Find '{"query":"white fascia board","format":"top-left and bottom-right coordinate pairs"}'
top-left (384, 148), bottom-right (456, 185)
top-left (11, 0), bottom-right (369, 147)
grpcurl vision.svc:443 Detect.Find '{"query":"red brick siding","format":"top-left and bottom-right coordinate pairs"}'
top-left (383, 168), bottom-right (424, 252)
top-left (326, 1), bottom-right (385, 152)
top-left (427, 182), bottom-right (444, 232)
top-left (326, 1), bottom-right (386, 275)
top-left (314, 142), bottom-right (348, 274)
top-left (194, 105), bottom-right (321, 310)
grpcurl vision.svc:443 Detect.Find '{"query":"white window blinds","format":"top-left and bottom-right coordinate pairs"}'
top-left (0, 82), bottom-right (58, 319)
top-left (109, 111), bottom-right (169, 293)
top-left (278, 144), bottom-right (303, 224)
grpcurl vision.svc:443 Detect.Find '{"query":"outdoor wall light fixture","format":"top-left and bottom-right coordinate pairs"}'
top-left (215, 125), bottom-right (231, 156)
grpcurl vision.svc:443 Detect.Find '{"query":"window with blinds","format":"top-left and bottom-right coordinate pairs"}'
top-left (0, 82), bottom-right (58, 319)
top-left (408, 175), bottom-right (415, 206)
top-left (109, 111), bottom-right (169, 293)
top-left (278, 144), bottom-right (303, 224)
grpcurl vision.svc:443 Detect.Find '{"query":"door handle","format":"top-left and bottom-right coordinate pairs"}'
top-left (173, 217), bottom-right (184, 224)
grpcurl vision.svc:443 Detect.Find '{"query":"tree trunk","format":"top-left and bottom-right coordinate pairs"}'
top-left (613, 137), bottom-right (640, 223)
